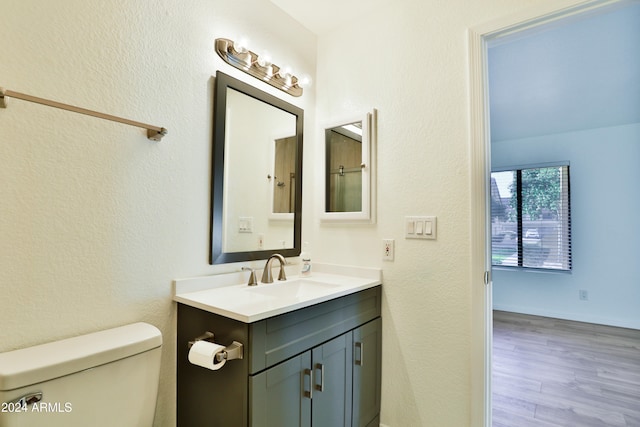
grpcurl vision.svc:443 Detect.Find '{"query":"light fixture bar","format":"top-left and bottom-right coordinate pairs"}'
top-left (214, 38), bottom-right (303, 97)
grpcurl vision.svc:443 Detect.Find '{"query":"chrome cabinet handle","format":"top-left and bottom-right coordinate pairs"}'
top-left (355, 342), bottom-right (364, 366)
top-left (302, 368), bottom-right (313, 399)
top-left (314, 363), bottom-right (324, 392)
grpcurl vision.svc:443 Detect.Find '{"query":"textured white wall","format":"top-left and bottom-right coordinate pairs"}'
top-left (0, 1), bottom-right (315, 425)
top-left (310, 1), bottom-right (539, 425)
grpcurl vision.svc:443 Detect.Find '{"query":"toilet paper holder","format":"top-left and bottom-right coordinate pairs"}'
top-left (188, 332), bottom-right (244, 362)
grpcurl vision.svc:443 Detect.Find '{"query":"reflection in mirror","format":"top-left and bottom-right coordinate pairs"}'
top-left (326, 122), bottom-right (363, 212)
top-left (211, 71), bottom-right (303, 264)
top-left (222, 88), bottom-right (296, 252)
top-left (270, 135), bottom-right (297, 216)
top-left (321, 110), bottom-right (377, 223)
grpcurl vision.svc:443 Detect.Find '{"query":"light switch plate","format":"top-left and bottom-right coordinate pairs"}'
top-left (405, 216), bottom-right (437, 240)
top-left (238, 216), bottom-right (253, 233)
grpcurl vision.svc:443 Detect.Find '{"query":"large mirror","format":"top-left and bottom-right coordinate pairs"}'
top-left (210, 71), bottom-right (303, 264)
top-left (320, 109), bottom-right (377, 223)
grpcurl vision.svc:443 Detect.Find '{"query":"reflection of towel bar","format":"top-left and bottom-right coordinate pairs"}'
top-left (187, 331), bottom-right (244, 362)
top-left (0, 87), bottom-right (167, 141)
top-left (330, 168), bottom-right (362, 176)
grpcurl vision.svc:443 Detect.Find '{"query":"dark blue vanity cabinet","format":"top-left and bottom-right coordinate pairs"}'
top-left (176, 286), bottom-right (382, 427)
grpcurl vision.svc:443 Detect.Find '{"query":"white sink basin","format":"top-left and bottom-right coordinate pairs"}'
top-left (173, 266), bottom-right (382, 323)
top-left (245, 279), bottom-right (342, 299)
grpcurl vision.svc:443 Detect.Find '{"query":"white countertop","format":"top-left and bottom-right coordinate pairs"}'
top-left (173, 263), bottom-right (382, 323)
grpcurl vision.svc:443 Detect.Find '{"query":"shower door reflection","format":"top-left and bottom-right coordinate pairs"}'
top-left (325, 122), bottom-right (363, 212)
top-left (272, 135), bottom-right (297, 215)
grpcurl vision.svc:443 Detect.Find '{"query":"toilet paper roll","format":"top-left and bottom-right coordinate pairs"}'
top-left (188, 340), bottom-right (227, 371)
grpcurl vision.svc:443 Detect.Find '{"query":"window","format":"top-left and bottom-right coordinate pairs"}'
top-left (491, 164), bottom-right (571, 271)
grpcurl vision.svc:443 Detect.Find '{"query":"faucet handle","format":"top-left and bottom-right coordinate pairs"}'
top-left (242, 267), bottom-right (258, 286)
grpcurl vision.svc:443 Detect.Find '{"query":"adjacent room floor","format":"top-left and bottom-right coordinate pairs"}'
top-left (492, 310), bottom-right (640, 427)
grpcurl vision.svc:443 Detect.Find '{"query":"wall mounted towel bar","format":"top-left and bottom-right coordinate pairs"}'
top-left (0, 87), bottom-right (167, 141)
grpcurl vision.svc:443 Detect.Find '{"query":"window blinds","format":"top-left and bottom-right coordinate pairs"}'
top-left (491, 165), bottom-right (571, 271)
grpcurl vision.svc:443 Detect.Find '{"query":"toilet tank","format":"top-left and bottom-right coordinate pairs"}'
top-left (0, 322), bottom-right (162, 427)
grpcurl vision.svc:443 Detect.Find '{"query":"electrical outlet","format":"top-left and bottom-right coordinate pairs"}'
top-left (579, 290), bottom-right (588, 301)
top-left (383, 239), bottom-right (395, 261)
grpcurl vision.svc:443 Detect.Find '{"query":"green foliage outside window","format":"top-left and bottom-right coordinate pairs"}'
top-left (509, 167), bottom-right (561, 221)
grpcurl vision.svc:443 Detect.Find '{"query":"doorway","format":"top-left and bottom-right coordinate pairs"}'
top-left (469, 0), bottom-right (636, 425)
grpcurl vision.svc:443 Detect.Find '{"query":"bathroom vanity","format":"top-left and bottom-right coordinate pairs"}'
top-left (174, 266), bottom-right (382, 427)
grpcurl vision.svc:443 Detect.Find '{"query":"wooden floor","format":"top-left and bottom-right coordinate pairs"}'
top-left (492, 311), bottom-right (640, 427)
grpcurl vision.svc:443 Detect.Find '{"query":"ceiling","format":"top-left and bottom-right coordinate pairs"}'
top-left (488, 2), bottom-right (640, 141)
top-left (269, 0), bottom-right (384, 35)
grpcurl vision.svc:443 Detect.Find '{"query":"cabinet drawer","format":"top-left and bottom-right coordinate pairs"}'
top-left (249, 286), bottom-right (381, 374)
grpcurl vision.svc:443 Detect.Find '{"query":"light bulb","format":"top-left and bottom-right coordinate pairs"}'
top-left (298, 74), bottom-right (312, 88)
top-left (233, 36), bottom-right (249, 54)
top-left (257, 52), bottom-right (273, 79)
top-left (280, 66), bottom-right (293, 87)
top-left (257, 51), bottom-right (272, 67)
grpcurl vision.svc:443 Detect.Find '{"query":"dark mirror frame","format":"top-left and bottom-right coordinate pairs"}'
top-left (210, 71), bottom-right (303, 264)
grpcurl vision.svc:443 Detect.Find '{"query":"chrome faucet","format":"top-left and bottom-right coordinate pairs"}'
top-left (261, 254), bottom-right (287, 284)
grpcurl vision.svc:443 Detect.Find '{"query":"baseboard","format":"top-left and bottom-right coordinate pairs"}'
top-left (493, 304), bottom-right (640, 330)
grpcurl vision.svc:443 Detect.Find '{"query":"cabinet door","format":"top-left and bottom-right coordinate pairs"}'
top-left (250, 351), bottom-right (312, 427)
top-left (352, 318), bottom-right (382, 427)
top-left (311, 332), bottom-right (353, 427)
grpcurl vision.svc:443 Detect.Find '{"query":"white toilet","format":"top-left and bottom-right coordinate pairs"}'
top-left (0, 322), bottom-right (162, 427)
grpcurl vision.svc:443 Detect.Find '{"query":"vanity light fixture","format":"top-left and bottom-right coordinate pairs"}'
top-left (214, 38), bottom-right (305, 97)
